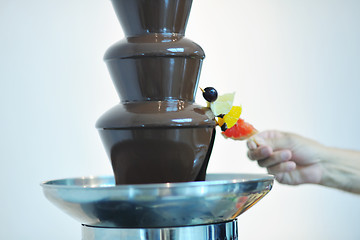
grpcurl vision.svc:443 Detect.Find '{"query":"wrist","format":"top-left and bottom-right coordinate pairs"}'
top-left (319, 147), bottom-right (360, 194)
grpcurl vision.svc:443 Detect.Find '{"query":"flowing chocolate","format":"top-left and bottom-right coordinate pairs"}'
top-left (96, 0), bottom-right (216, 184)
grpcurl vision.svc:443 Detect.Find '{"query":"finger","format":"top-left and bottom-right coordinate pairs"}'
top-left (257, 150), bottom-right (292, 168)
top-left (267, 161), bottom-right (296, 174)
top-left (246, 139), bottom-right (257, 150)
top-left (247, 146), bottom-right (273, 160)
top-left (251, 130), bottom-right (293, 151)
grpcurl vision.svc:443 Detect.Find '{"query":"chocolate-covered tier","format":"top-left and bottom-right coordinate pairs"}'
top-left (96, 0), bottom-right (216, 184)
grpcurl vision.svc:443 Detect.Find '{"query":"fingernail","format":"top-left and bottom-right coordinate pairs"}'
top-left (281, 151), bottom-right (291, 161)
top-left (247, 140), bottom-right (257, 150)
top-left (253, 136), bottom-right (266, 146)
top-left (286, 161), bottom-right (296, 171)
top-left (261, 147), bottom-right (270, 156)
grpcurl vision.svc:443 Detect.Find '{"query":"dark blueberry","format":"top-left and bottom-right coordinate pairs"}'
top-left (221, 123), bottom-right (228, 132)
top-left (202, 87), bottom-right (218, 102)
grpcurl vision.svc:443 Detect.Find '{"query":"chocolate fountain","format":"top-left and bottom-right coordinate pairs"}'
top-left (96, 0), bottom-right (215, 185)
top-left (41, 0), bottom-right (274, 239)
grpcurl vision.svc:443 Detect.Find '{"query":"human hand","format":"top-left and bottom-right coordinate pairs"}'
top-left (247, 130), bottom-right (325, 185)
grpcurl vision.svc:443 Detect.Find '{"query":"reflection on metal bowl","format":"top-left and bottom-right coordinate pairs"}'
top-left (41, 173), bottom-right (274, 228)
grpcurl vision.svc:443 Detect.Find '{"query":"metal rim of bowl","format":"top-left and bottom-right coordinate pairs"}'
top-left (41, 173), bottom-right (274, 190)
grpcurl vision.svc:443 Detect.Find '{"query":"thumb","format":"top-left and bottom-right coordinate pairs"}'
top-left (252, 130), bottom-right (293, 151)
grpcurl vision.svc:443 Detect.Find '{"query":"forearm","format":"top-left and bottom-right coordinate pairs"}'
top-left (320, 147), bottom-right (360, 194)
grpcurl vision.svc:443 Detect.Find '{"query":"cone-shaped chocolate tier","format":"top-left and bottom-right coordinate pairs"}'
top-left (111, 0), bottom-right (192, 37)
top-left (97, 0), bottom-right (216, 184)
top-left (104, 35), bottom-right (205, 102)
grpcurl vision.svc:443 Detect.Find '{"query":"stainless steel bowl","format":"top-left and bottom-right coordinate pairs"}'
top-left (41, 173), bottom-right (274, 228)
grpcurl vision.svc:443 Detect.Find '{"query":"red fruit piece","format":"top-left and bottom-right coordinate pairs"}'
top-left (222, 118), bottom-right (257, 140)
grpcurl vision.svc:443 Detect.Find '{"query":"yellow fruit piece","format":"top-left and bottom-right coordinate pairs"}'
top-left (217, 116), bottom-right (225, 127)
top-left (224, 106), bottom-right (242, 128)
top-left (210, 92), bottom-right (235, 116)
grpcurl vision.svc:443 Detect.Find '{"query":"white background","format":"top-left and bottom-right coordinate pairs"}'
top-left (1, 0), bottom-right (360, 239)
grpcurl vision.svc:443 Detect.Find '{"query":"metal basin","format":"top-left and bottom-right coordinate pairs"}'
top-left (41, 173), bottom-right (274, 228)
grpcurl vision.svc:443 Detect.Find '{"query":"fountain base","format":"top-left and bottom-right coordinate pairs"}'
top-left (82, 220), bottom-right (237, 240)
